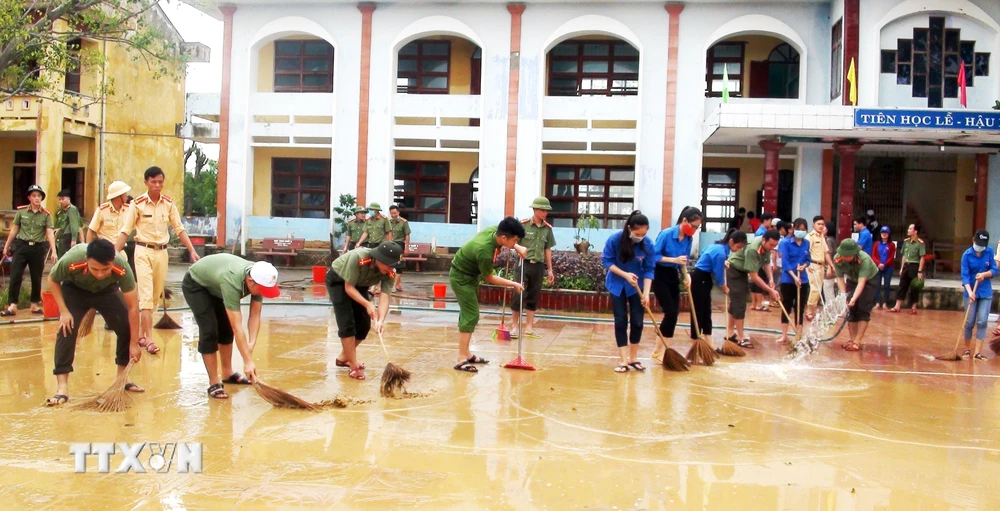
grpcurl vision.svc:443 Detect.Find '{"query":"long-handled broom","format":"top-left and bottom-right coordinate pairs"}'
top-left (504, 256), bottom-right (536, 370)
top-left (493, 252), bottom-right (512, 341)
top-left (154, 289), bottom-right (181, 329)
top-left (718, 269), bottom-right (745, 356)
top-left (376, 329), bottom-right (411, 397)
top-left (777, 297), bottom-right (799, 339)
top-left (936, 281), bottom-right (979, 361)
top-left (77, 360), bottom-right (137, 413)
top-left (681, 267), bottom-right (717, 366)
top-left (631, 280), bottom-right (689, 371)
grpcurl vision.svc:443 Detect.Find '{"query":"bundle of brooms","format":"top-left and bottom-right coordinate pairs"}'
top-left (631, 281), bottom-right (689, 371)
top-left (77, 360), bottom-right (137, 413)
top-left (681, 267), bottom-right (717, 366)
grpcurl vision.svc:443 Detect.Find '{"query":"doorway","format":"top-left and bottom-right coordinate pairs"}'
top-left (62, 167), bottom-right (85, 216)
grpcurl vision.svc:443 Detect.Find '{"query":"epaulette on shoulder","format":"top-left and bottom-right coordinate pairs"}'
top-left (135, 196), bottom-right (149, 204)
top-left (111, 264), bottom-right (127, 277)
top-left (359, 257), bottom-right (372, 266)
top-left (917, 238), bottom-right (925, 244)
top-left (521, 218), bottom-right (531, 223)
top-left (161, 194), bottom-right (173, 203)
top-left (40, 207), bottom-right (50, 214)
top-left (543, 220), bottom-right (553, 229)
top-left (100, 202), bottom-right (111, 210)
top-left (16, 205), bottom-right (27, 210)
top-left (68, 261), bottom-right (88, 272)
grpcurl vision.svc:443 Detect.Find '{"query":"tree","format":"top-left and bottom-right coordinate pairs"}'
top-left (0, 0), bottom-right (185, 106)
top-left (183, 143), bottom-right (217, 216)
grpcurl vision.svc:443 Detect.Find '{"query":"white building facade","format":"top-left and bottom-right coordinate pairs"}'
top-left (184, 0), bottom-right (1000, 254)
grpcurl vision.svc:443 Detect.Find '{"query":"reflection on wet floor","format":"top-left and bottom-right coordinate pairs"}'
top-left (1, 303), bottom-right (999, 510)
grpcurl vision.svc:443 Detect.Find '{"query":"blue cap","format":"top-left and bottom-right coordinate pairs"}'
top-left (880, 226), bottom-right (890, 234)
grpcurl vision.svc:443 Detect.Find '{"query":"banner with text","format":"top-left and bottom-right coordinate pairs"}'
top-left (854, 109), bottom-right (1000, 131)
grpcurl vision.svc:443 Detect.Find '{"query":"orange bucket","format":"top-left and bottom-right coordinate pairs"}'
top-left (433, 283), bottom-right (447, 299)
top-left (41, 293), bottom-right (59, 319)
top-left (312, 265), bottom-right (327, 283)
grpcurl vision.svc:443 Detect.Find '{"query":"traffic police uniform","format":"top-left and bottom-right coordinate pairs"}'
top-left (513, 198), bottom-right (556, 313)
top-left (49, 244), bottom-right (136, 374)
top-left (325, 243), bottom-right (400, 339)
top-left (54, 202), bottom-right (82, 258)
top-left (6, 186), bottom-right (55, 309)
top-left (119, 192), bottom-right (186, 311)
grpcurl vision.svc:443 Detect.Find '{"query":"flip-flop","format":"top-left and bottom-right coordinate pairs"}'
top-left (974, 353), bottom-right (988, 361)
top-left (207, 383), bottom-right (228, 399)
top-left (138, 337), bottom-right (160, 354)
top-left (453, 361), bottom-right (478, 373)
top-left (614, 364), bottom-right (629, 373)
top-left (31, 309), bottom-right (43, 315)
top-left (348, 368), bottom-right (366, 380)
top-left (842, 342), bottom-right (861, 352)
top-left (45, 394), bottom-right (69, 407)
top-left (466, 355), bottom-right (489, 364)
top-left (627, 361), bottom-right (646, 371)
top-left (0, 309), bottom-right (15, 317)
top-left (124, 382), bottom-right (145, 393)
top-left (908, 310), bottom-right (918, 316)
top-left (887, 309), bottom-right (900, 314)
top-left (223, 372), bottom-right (251, 385)
top-left (335, 359), bottom-right (365, 370)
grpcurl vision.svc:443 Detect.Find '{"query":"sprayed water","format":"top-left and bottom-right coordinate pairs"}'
top-left (789, 280), bottom-right (849, 359)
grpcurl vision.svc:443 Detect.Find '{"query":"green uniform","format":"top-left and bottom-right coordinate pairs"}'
top-left (388, 218), bottom-right (411, 246)
top-left (346, 219), bottom-right (366, 244)
top-left (835, 251), bottom-right (879, 281)
top-left (522, 219), bottom-right (556, 262)
top-left (49, 244), bottom-right (136, 293)
top-left (13, 206), bottom-right (53, 242)
top-left (450, 227), bottom-right (500, 333)
top-left (900, 239), bottom-right (926, 264)
top-left (728, 237), bottom-right (771, 273)
top-left (364, 216), bottom-right (391, 246)
top-left (54, 204), bottom-right (82, 257)
top-left (331, 247), bottom-right (394, 294)
top-left (187, 254), bottom-right (263, 311)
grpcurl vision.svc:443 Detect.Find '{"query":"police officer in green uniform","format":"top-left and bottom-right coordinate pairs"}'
top-left (2, 185), bottom-right (58, 316)
top-left (387, 205), bottom-right (411, 292)
top-left (342, 207), bottom-right (368, 253)
top-left (43, 239), bottom-right (142, 406)
top-left (725, 230), bottom-right (782, 347)
top-left (325, 241), bottom-right (402, 380)
top-left (834, 238), bottom-right (880, 352)
top-left (356, 202), bottom-right (392, 248)
top-left (890, 223), bottom-right (927, 315)
top-left (54, 189), bottom-right (84, 258)
top-left (511, 197), bottom-right (557, 339)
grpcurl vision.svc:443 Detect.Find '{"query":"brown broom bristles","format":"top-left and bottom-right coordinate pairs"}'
top-left (153, 293), bottom-right (181, 330)
top-left (719, 339), bottom-right (747, 357)
top-left (936, 282), bottom-right (977, 361)
top-left (252, 381), bottom-right (318, 410)
top-left (681, 267), bottom-right (718, 366)
top-left (77, 309), bottom-right (97, 338)
top-left (77, 360), bottom-right (136, 413)
top-left (380, 362), bottom-right (412, 398)
top-left (630, 281), bottom-right (689, 372)
top-left (990, 336), bottom-right (1000, 355)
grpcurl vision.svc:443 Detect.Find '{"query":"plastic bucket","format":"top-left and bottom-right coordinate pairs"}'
top-left (312, 266), bottom-right (327, 283)
top-left (433, 283), bottom-right (447, 299)
top-left (41, 293), bottom-right (59, 319)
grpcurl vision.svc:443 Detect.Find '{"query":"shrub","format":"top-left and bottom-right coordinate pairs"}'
top-left (0, 287), bottom-right (31, 309)
top-left (494, 250), bottom-right (606, 292)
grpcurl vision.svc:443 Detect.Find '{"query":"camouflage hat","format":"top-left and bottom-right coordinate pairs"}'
top-left (529, 197), bottom-right (552, 211)
top-left (368, 202), bottom-right (383, 212)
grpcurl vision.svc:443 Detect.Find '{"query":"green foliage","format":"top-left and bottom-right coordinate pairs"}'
top-left (332, 194), bottom-right (357, 236)
top-left (495, 250), bottom-right (607, 292)
top-left (574, 214), bottom-right (600, 242)
top-left (993, 100), bottom-right (1000, 111)
top-left (183, 163), bottom-right (218, 217)
top-left (0, 0), bottom-right (186, 105)
top-left (0, 286), bottom-right (31, 309)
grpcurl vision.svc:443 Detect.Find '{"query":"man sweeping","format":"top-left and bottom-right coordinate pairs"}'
top-left (182, 254), bottom-right (280, 400)
top-left (511, 197), bottom-right (556, 339)
top-left (450, 217), bottom-right (527, 373)
top-left (726, 229), bottom-right (782, 348)
top-left (834, 239), bottom-right (879, 351)
top-left (325, 241), bottom-right (402, 380)
top-left (44, 239), bottom-right (142, 406)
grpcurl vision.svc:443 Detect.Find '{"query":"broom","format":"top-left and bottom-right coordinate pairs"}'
top-left (76, 360), bottom-right (137, 413)
top-left (376, 329), bottom-right (411, 397)
top-left (990, 335), bottom-right (1000, 355)
top-left (936, 281), bottom-right (978, 361)
top-left (153, 289), bottom-right (181, 329)
top-left (493, 252), bottom-right (512, 341)
top-left (718, 270), bottom-right (745, 356)
top-left (77, 309), bottom-right (97, 338)
top-left (252, 380), bottom-right (318, 410)
top-left (631, 280), bottom-right (689, 372)
top-left (681, 267), bottom-right (717, 366)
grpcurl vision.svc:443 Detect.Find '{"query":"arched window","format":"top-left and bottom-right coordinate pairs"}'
top-left (763, 43), bottom-right (799, 98)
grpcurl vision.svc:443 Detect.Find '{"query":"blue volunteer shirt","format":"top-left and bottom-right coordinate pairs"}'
top-left (602, 233), bottom-right (657, 297)
top-left (960, 246), bottom-right (997, 299)
top-left (777, 236), bottom-right (811, 285)
top-left (653, 225), bottom-right (692, 268)
top-left (755, 225), bottom-right (767, 237)
top-left (694, 242), bottom-right (730, 287)
top-left (857, 228), bottom-right (873, 255)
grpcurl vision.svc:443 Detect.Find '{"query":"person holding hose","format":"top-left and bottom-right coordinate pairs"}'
top-left (690, 229), bottom-right (746, 344)
top-left (650, 207), bottom-right (702, 362)
top-left (834, 239), bottom-right (879, 351)
top-left (959, 230), bottom-right (996, 360)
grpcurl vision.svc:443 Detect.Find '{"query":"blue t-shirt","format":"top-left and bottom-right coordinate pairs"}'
top-left (876, 241), bottom-right (890, 265)
top-left (777, 236), bottom-right (811, 284)
top-left (755, 226), bottom-right (767, 237)
top-left (960, 246), bottom-right (997, 299)
top-left (856, 228), bottom-right (873, 255)
top-left (694, 243), bottom-right (730, 287)
top-left (602, 233), bottom-right (657, 297)
top-left (653, 225), bottom-right (693, 268)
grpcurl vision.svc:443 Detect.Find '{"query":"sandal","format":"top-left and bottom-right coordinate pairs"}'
top-left (908, 309), bottom-right (918, 316)
top-left (627, 361), bottom-right (646, 371)
top-left (31, 309), bottom-right (43, 315)
top-left (963, 350), bottom-right (971, 358)
top-left (614, 364), bottom-right (630, 373)
top-left (207, 383), bottom-right (228, 399)
top-left (223, 372), bottom-right (251, 385)
top-left (45, 394), bottom-right (69, 407)
top-left (138, 337), bottom-right (160, 354)
top-left (453, 360), bottom-right (478, 373)
top-left (974, 353), bottom-right (988, 361)
top-left (466, 354), bottom-right (489, 365)
top-left (842, 342), bottom-right (861, 352)
top-left (124, 382), bottom-right (145, 393)
top-left (760, 307), bottom-right (771, 312)
top-left (0, 309), bottom-right (14, 317)
top-left (736, 337), bottom-right (754, 349)
top-left (335, 359), bottom-right (365, 370)
top-left (887, 308), bottom-right (900, 314)
top-left (348, 368), bottom-right (366, 380)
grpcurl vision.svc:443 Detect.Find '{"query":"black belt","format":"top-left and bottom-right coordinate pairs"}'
top-left (18, 240), bottom-right (42, 246)
top-left (525, 260), bottom-right (544, 265)
top-left (136, 241), bottom-right (168, 250)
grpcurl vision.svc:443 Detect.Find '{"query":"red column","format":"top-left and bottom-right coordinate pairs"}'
top-left (216, 5), bottom-right (236, 245)
top-left (834, 143), bottom-right (862, 239)
top-left (842, 0), bottom-right (859, 105)
top-left (974, 154), bottom-right (989, 231)
top-left (759, 140), bottom-right (784, 215)
top-left (661, 3), bottom-right (684, 225)
top-left (356, 3), bottom-right (376, 207)
top-left (504, 3), bottom-right (525, 217)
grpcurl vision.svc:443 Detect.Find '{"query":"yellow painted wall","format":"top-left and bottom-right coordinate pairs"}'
top-left (954, 157), bottom-right (975, 243)
top-left (715, 35), bottom-right (787, 97)
top-left (252, 147), bottom-right (332, 216)
top-left (0, 137), bottom-right (37, 209)
top-left (703, 156), bottom-right (794, 220)
top-left (905, 171), bottom-right (955, 243)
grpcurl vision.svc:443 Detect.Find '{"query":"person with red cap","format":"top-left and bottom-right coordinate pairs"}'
top-left (181, 254), bottom-right (281, 399)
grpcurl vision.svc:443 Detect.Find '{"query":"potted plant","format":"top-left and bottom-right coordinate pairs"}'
top-left (573, 214), bottom-right (600, 254)
top-left (330, 193), bottom-right (357, 263)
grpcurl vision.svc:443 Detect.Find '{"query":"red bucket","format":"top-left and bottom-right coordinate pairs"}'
top-left (41, 292), bottom-right (59, 319)
top-left (312, 265), bottom-right (327, 283)
top-left (433, 283), bottom-right (447, 299)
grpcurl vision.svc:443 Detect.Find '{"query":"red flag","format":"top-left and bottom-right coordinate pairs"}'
top-left (959, 62), bottom-right (967, 108)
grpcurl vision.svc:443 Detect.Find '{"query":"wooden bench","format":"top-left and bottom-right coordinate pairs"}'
top-left (401, 242), bottom-right (432, 271)
top-left (259, 238), bottom-right (305, 267)
top-left (930, 241), bottom-right (960, 278)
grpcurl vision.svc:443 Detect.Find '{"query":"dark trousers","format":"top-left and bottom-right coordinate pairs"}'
top-left (9, 241), bottom-right (47, 304)
top-left (895, 263), bottom-right (920, 307)
top-left (690, 269), bottom-right (715, 336)
top-left (875, 267), bottom-right (894, 306)
top-left (182, 273), bottom-right (235, 354)
top-left (652, 266), bottom-right (680, 337)
top-left (125, 241), bottom-right (136, 276)
top-left (512, 261), bottom-right (545, 312)
top-left (54, 283), bottom-right (130, 374)
top-left (611, 290), bottom-right (644, 348)
top-left (779, 282), bottom-right (810, 325)
top-left (56, 233), bottom-right (73, 258)
top-left (325, 269), bottom-right (371, 340)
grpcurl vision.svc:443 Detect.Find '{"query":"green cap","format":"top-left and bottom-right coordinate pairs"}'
top-left (529, 197), bottom-right (552, 211)
top-left (372, 241), bottom-right (402, 265)
top-left (836, 238), bottom-right (861, 257)
top-left (353, 207), bottom-right (367, 214)
top-left (368, 202), bottom-right (382, 212)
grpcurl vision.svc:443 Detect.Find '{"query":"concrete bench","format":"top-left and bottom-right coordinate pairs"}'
top-left (401, 242), bottom-right (432, 271)
top-left (259, 238), bottom-right (305, 267)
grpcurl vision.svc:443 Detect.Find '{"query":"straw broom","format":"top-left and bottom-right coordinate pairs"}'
top-left (153, 289), bottom-right (181, 329)
top-left (631, 280), bottom-right (689, 371)
top-left (493, 252), bottom-right (512, 341)
top-left (376, 330), bottom-right (411, 397)
top-left (252, 380), bottom-right (318, 410)
top-left (77, 360), bottom-right (137, 413)
top-left (719, 269), bottom-right (746, 356)
top-left (936, 281), bottom-right (978, 361)
top-left (681, 267), bottom-right (717, 366)
top-left (77, 309), bottom-right (97, 338)
top-left (989, 335), bottom-right (1000, 355)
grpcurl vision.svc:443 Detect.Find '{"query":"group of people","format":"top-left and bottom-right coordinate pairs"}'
top-left (342, 202), bottom-right (411, 293)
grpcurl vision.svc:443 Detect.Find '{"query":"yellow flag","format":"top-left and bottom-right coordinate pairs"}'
top-left (847, 58), bottom-right (857, 105)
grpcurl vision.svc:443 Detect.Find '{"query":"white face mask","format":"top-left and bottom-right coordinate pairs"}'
top-left (793, 230), bottom-right (807, 239)
top-left (630, 235), bottom-right (644, 243)
top-left (974, 245), bottom-right (986, 253)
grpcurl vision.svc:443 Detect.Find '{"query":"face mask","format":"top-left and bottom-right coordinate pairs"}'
top-left (631, 235), bottom-right (644, 243)
top-left (681, 223), bottom-right (697, 237)
top-left (794, 230), bottom-right (807, 239)
top-left (974, 245), bottom-right (986, 253)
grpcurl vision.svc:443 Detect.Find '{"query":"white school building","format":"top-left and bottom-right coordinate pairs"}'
top-left (182, 0), bottom-right (1000, 258)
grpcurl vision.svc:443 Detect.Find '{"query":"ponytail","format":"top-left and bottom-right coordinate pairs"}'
top-left (618, 210), bottom-right (649, 263)
top-left (717, 228), bottom-right (737, 244)
top-left (676, 206), bottom-right (703, 226)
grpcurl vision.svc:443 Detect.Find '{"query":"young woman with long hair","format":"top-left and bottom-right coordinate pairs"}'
top-left (601, 211), bottom-right (657, 373)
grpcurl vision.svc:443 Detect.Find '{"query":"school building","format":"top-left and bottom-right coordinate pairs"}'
top-left (183, 0), bottom-right (1000, 259)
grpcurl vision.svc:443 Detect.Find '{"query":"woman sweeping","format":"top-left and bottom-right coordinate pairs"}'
top-left (872, 226), bottom-right (895, 310)
top-left (650, 207), bottom-right (702, 362)
top-left (776, 218), bottom-right (812, 344)
top-left (691, 229), bottom-right (747, 343)
top-left (601, 211), bottom-right (657, 373)
top-left (960, 230), bottom-right (996, 360)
